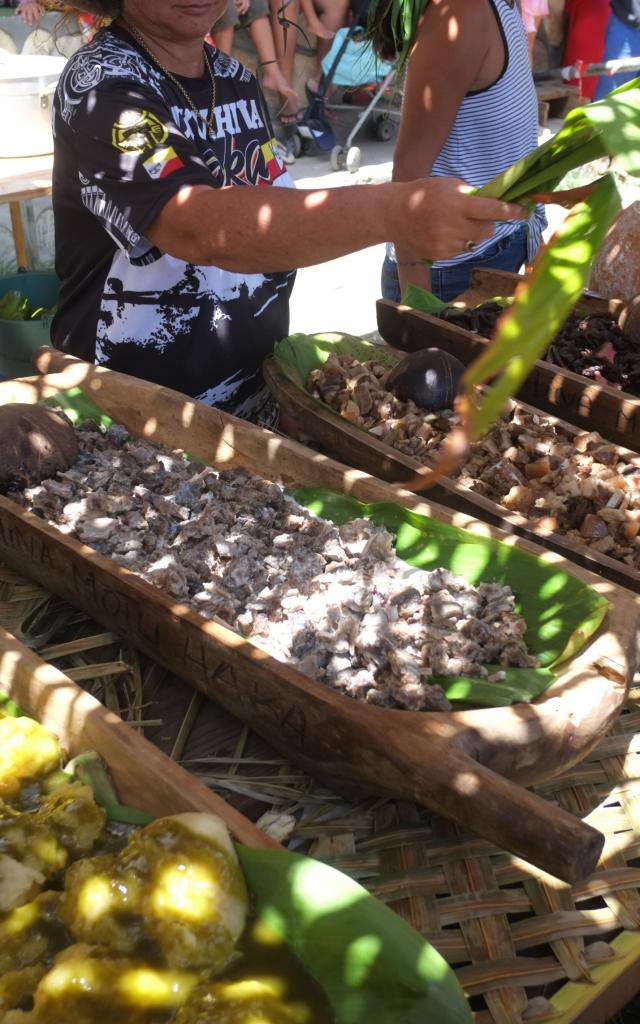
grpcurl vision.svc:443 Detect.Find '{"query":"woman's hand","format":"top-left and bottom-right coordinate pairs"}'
top-left (16, 1), bottom-right (44, 27)
top-left (389, 178), bottom-right (525, 264)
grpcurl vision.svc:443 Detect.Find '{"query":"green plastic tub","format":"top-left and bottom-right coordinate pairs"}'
top-left (0, 272), bottom-right (59, 381)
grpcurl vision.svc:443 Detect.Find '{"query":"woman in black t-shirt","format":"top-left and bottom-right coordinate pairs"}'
top-left (49, 0), bottom-right (525, 424)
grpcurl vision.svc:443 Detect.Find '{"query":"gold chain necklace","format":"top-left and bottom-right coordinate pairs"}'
top-left (122, 21), bottom-right (217, 137)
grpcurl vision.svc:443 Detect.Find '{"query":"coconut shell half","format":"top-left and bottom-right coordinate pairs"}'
top-left (0, 404), bottom-right (78, 494)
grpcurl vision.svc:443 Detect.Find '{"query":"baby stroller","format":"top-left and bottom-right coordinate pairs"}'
top-left (289, 0), bottom-right (399, 172)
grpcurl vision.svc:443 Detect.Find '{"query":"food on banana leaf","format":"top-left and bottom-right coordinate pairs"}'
top-left (11, 948), bottom-right (320, 1024)
top-left (174, 976), bottom-right (317, 1024)
top-left (0, 715), bottom-right (333, 1024)
top-left (6, 944), bottom-right (202, 1024)
top-left (0, 893), bottom-right (69, 977)
top-left (0, 787), bottom-right (106, 912)
top-left (14, 421), bottom-right (538, 713)
top-left (308, 352), bottom-right (640, 567)
top-left (63, 814), bottom-right (249, 972)
top-left (0, 718), bottom-right (62, 802)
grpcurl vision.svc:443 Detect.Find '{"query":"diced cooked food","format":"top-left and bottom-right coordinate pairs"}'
top-left (174, 976), bottom-right (319, 1024)
top-left (0, 787), bottom-right (106, 911)
top-left (309, 352), bottom-right (640, 568)
top-left (6, 944), bottom-right (202, 1024)
top-left (0, 893), bottom-right (68, 977)
top-left (13, 421), bottom-right (538, 713)
top-left (0, 716), bottom-right (330, 1024)
top-left (0, 893), bottom-right (69, 1017)
top-left (0, 718), bottom-right (62, 802)
top-left (63, 814), bottom-right (249, 973)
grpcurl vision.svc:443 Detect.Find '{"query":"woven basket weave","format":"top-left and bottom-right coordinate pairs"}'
top-left (1, 563), bottom-right (639, 1024)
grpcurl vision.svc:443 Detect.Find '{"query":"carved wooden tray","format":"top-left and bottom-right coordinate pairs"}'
top-left (376, 269), bottom-right (640, 450)
top-left (263, 349), bottom-right (640, 593)
top-left (0, 351), bottom-right (637, 883)
top-left (0, 624), bottom-right (274, 846)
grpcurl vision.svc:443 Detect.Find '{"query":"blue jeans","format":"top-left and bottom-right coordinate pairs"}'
top-left (380, 223), bottom-right (529, 305)
top-left (594, 13), bottom-right (640, 100)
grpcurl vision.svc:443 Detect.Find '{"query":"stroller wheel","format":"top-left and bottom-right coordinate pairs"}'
top-left (330, 145), bottom-right (346, 172)
top-left (288, 130), bottom-right (303, 159)
top-left (346, 146), bottom-right (361, 174)
top-left (374, 114), bottom-right (396, 143)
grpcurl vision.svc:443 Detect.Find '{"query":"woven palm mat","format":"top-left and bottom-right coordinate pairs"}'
top-left (2, 562), bottom-right (640, 1024)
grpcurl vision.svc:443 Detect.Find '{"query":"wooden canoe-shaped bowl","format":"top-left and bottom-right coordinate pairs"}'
top-left (0, 625), bottom-right (275, 847)
top-left (263, 350), bottom-right (640, 594)
top-left (0, 350), bottom-right (636, 883)
top-left (377, 269), bottom-right (640, 450)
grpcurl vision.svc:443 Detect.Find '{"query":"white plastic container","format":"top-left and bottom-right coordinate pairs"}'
top-left (0, 53), bottom-right (67, 158)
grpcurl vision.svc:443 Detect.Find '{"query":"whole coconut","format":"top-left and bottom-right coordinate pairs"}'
top-left (0, 404), bottom-right (78, 494)
top-left (589, 202), bottom-right (640, 303)
top-left (386, 348), bottom-right (465, 411)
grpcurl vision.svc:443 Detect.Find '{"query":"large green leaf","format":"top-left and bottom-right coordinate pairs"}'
top-left (237, 844), bottom-right (472, 1024)
top-left (477, 79), bottom-right (640, 201)
top-left (43, 386), bottom-right (113, 430)
top-left (291, 487), bottom-right (607, 670)
top-left (401, 283), bottom-right (448, 315)
top-left (462, 174), bottom-right (621, 438)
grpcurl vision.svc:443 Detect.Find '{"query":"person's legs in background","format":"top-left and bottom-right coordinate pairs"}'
top-left (380, 224), bottom-right (528, 305)
top-left (594, 9), bottom-right (640, 99)
top-left (269, 0), bottom-right (300, 114)
top-left (380, 253), bottom-right (402, 304)
top-left (563, 0), bottom-right (610, 100)
top-left (304, 0), bottom-right (350, 94)
top-left (246, 1), bottom-right (298, 119)
top-left (213, 0), bottom-right (239, 55)
top-left (521, 0), bottom-right (550, 68)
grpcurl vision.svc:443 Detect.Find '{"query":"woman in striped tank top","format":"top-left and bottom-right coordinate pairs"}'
top-left (375, 0), bottom-right (546, 304)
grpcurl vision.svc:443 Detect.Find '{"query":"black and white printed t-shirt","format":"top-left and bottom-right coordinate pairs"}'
top-left (51, 25), bottom-right (295, 423)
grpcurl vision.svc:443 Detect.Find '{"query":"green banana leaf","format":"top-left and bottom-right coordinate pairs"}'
top-left (401, 283), bottom-right (447, 315)
top-left (0, 692), bottom-right (22, 717)
top-left (237, 844), bottom-right (472, 1024)
top-left (275, 332), bottom-right (398, 391)
top-left (38, 385), bottom-right (606, 706)
top-left (292, 486), bottom-right (606, 670)
top-left (43, 387), bottom-right (113, 429)
top-left (462, 174), bottom-right (621, 438)
top-left (455, 85), bottom-right (640, 436)
top-left (477, 78), bottom-right (640, 202)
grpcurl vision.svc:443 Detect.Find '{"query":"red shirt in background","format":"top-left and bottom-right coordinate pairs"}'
top-left (563, 0), bottom-right (611, 99)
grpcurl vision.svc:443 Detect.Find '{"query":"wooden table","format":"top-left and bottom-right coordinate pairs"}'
top-left (0, 154), bottom-right (53, 268)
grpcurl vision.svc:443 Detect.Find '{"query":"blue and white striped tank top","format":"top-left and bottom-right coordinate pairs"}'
top-left (392, 0), bottom-right (546, 268)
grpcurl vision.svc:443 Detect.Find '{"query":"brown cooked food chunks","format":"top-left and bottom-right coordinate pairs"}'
top-left (0, 405), bottom-right (77, 494)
